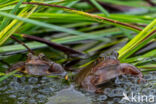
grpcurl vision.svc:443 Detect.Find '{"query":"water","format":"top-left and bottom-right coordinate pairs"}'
top-left (0, 76), bottom-right (67, 104)
top-left (0, 72), bottom-right (156, 104)
top-left (46, 85), bottom-right (91, 104)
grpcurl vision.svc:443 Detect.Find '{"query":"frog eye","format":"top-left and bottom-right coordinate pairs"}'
top-left (39, 53), bottom-right (45, 59)
top-left (27, 53), bottom-right (33, 59)
top-left (96, 57), bottom-right (104, 63)
top-left (111, 51), bottom-right (119, 59)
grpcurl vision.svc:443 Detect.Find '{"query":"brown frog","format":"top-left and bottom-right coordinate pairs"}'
top-left (9, 53), bottom-right (65, 75)
top-left (76, 52), bottom-right (144, 93)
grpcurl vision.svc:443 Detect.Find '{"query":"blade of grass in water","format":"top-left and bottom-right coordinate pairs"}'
top-left (0, 70), bottom-right (18, 82)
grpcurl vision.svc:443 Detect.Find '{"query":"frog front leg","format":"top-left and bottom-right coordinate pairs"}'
top-left (119, 63), bottom-right (145, 83)
top-left (49, 62), bottom-right (65, 74)
top-left (81, 76), bottom-right (97, 93)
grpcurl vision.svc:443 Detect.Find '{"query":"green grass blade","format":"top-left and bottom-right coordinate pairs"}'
top-left (119, 19), bottom-right (156, 61)
top-left (0, 11), bottom-right (103, 45)
top-left (0, 70), bottom-right (18, 82)
top-left (90, 0), bottom-right (109, 16)
top-left (23, 2), bottom-right (142, 32)
top-left (0, 5), bottom-right (37, 45)
top-left (0, 0), bottom-right (24, 31)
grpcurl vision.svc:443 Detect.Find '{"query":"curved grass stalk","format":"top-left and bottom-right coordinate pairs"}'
top-left (22, 2), bottom-right (142, 32)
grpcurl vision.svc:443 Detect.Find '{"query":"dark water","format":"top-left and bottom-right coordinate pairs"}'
top-left (0, 76), bottom-right (67, 104)
top-left (0, 71), bottom-right (156, 104)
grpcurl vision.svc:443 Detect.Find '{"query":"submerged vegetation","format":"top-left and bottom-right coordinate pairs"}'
top-left (0, 0), bottom-right (156, 104)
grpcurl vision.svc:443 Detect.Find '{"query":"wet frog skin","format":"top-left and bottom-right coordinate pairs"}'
top-left (9, 53), bottom-right (65, 75)
top-left (76, 52), bottom-right (143, 93)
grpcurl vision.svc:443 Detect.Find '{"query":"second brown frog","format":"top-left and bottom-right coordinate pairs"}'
top-left (76, 52), bottom-right (144, 93)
